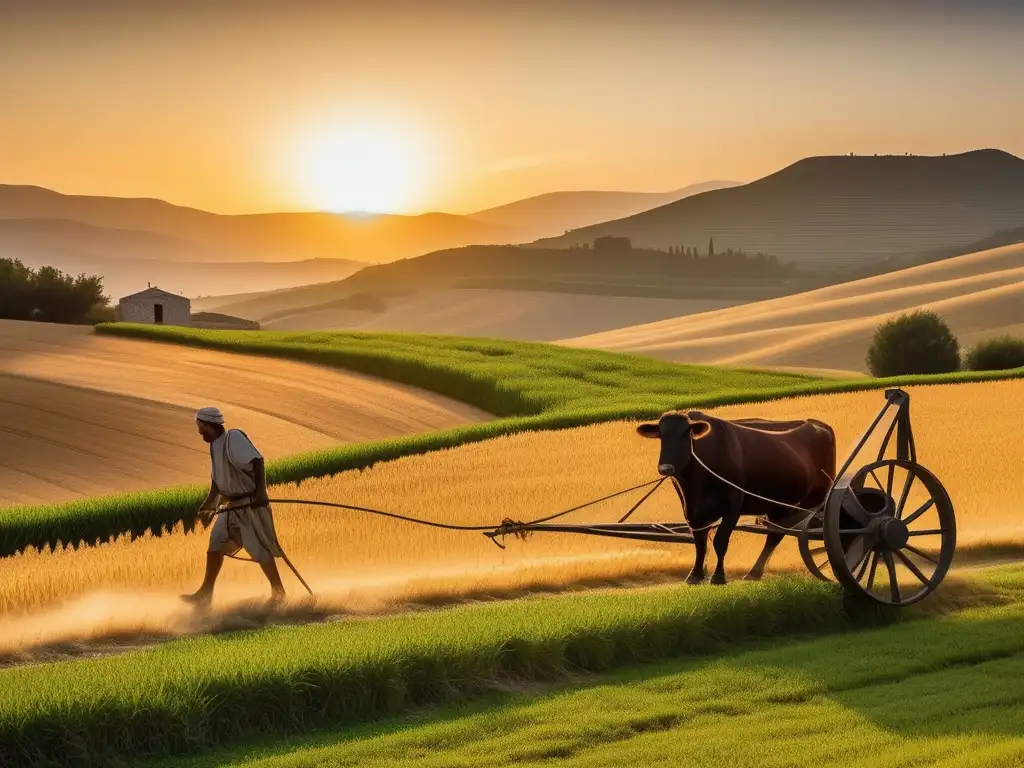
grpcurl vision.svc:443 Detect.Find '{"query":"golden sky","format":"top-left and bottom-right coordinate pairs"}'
top-left (1, 0), bottom-right (1022, 215)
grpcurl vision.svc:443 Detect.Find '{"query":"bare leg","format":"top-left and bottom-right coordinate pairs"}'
top-left (181, 552), bottom-right (225, 606)
top-left (745, 532), bottom-right (785, 581)
top-left (687, 528), bottom-right (709, 584)
top-left (259, 558), bottom-right (286, 602)
top-left (711, 512), bottom-right (739, 585)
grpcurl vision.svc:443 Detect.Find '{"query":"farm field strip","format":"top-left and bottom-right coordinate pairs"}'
top-left (92, 323), bottom-right (817, 417)
top-left (160, 577), bottom-right (1024, 768)
top-left (0, 379), bottom-right (1020, 655)
top-left (4, 323), bottom-right (1022, 559)
top-left (0, 320), bottom-right (490, 506)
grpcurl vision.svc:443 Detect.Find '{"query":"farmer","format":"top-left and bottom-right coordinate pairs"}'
top-left (181, 406), bottom-right (286, 608)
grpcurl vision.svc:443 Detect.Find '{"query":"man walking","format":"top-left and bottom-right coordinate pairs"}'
top-left (181, 406), bottom-right (286, 608)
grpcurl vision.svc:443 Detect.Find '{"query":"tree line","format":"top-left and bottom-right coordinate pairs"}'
top-left (0, 258), bottom-right (111, 324)
top-left (566, 236), bottom-right (796, 276)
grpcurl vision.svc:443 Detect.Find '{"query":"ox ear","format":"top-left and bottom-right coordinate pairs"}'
top-left (636, 423), bottom-right (661, 439)
top-left (689, 419), bottom-right (712, 440)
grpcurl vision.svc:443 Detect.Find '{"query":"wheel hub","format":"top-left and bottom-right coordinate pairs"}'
top-left (878, 517), bottom-right (909, 550)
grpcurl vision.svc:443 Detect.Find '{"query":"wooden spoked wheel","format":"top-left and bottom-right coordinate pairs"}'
top-left (798, 510), bottom-right (835, 582)
top-left (824, 459), bottom-right (956, 607)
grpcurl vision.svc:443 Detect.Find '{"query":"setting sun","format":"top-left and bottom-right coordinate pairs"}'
top-left (294, 121), bottom-right (430, 214)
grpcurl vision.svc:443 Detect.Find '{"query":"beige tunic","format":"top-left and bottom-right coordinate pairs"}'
top-left (207, 429), bottom-right (282, 563)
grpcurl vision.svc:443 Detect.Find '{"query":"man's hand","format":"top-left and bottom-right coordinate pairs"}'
top-left (198, 480), bottom-right (220, 527)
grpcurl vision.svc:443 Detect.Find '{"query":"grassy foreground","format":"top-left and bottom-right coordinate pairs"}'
top-left (2, 324), bottom-right (1021, 556)
top-left (2, 566), bottom-right (1020, 768)
top-left (0, 577), bottom-right (876, 767)
top-left (163, 573), bottom-right (1024, 768)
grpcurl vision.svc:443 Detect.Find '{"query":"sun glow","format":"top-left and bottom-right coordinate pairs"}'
top-left (295, 120), bottom-right (431, 214)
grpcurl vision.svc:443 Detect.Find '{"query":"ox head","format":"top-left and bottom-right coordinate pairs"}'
top-left (636, 412), bottom-right (712, 477)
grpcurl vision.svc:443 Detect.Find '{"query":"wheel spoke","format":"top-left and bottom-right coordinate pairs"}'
top-left (854, 547), bottom-right (873, 581)
top-left (904, 543), bottom-right (938, 565)
top-left (903, 498), bottom-right (935, 526)
top-left (845, 535), bottom-right (868, 571)
top-left (895, 471), bottom-right (915, 519)
top-left (866, 551), bottom-right (880, 590)
top-left (886, 463), bottom-right (895, 497)
top-left (808, 545), bottom-right (827, 557)
top-left (907, 529), bottom-right (946, 537)
top-left (868, 470), bottom-right (885, 491)
top-left (894, 549), bottom-right (931, 587)
top-left (883, 550), bottom-right (900, 602)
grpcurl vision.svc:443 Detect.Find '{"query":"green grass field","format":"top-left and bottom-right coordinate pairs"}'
top-left (1, 323), bottom-right (1021, 557)
top-left (159, 584), bottom-right (1024, 768)
top-left (94, 323), bottom-right (820, 416)
top-left (1, 566), bottom-right (1019, 767)
top-left (0, 576), bottom-right (875, 766)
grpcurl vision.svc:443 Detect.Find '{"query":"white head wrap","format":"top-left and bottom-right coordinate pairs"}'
top-left (195, 406), bottom-right (225, 425)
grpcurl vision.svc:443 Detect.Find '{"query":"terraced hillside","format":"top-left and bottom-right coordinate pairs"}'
top-left (563, 242), bottom-right (1024, 373)
top-left (0, 321), bottom-right (488, 506)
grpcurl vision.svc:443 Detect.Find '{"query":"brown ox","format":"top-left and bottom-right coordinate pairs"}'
top-left (636, 411), bottom-right (836, 585)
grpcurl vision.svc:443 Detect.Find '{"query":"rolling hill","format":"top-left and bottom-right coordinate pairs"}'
top-left (0, 320), bottom-right (489, 506)
top-left (535, 149), bottom-right (1024, 270)
top-left (194, 243), bottom-right (818, 334)
top-left (468, 180), bottom-right (741, 239)
top-left (258, 289), bottom-right (742, 340)
top-left (560, 242), bottom-right (1024, 374)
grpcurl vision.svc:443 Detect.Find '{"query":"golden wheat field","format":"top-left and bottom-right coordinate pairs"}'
top-left (0, 378), bottom-right (1021, 654)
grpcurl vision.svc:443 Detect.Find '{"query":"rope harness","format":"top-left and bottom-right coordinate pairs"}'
top-left (211, 438), bottom-right (826, 597)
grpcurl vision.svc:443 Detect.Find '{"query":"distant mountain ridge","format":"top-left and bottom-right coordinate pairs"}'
top-left (0, 181), bottom-right (739, 266)
top-left (1, 180), bottom-right (745, 299)
top-left (534, 149), bottom-right (1024, 269)
top-left (0, 185), bottom-right (516, 264)
top-left (468, 180), bottom-right (741, 239)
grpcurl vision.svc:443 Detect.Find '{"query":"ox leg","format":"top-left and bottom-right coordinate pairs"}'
top-left (745, 532), bottom-right (784, 581)
top-left (687, 528), bottom-right (709, 585)
top-left (710, 511), bottom-right (739, 585)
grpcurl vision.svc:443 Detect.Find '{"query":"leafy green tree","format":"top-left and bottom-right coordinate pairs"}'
top-left (866, 310), bottom-right (960, 377)
top-left (0, 258), bottom-right (109, 324)
top-left (964, 335), bottom-right (1024, 371)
